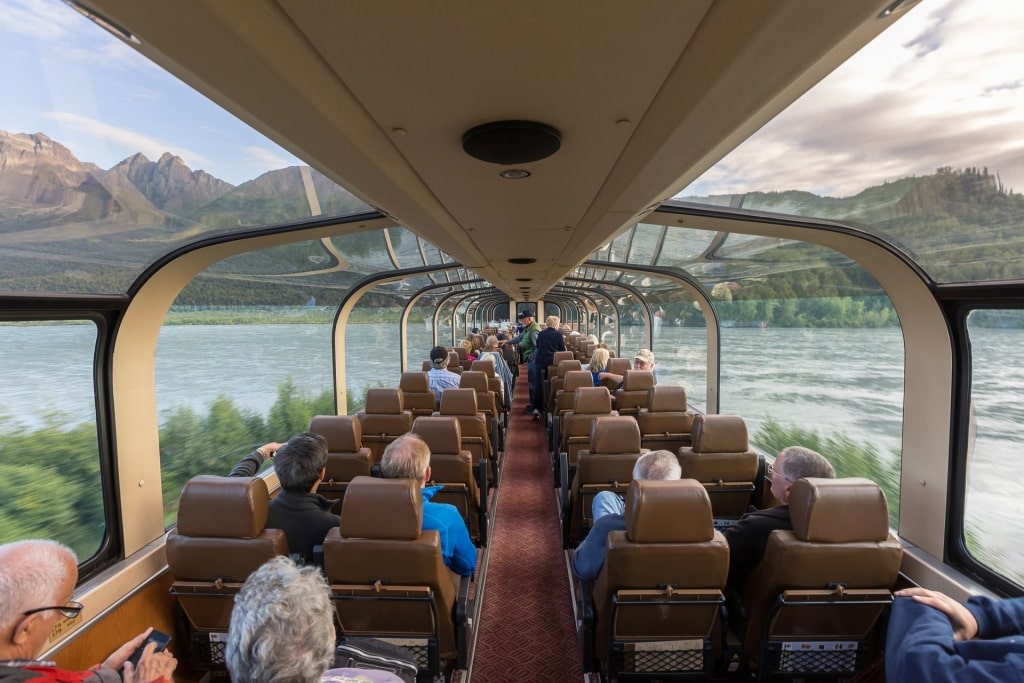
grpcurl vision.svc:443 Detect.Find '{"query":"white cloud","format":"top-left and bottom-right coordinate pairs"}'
top-left (683, 0), bottom-right (1024, 198)
top-left (41, 111), bottom-right (211, 168)
top-left (243, 145), bottom-right (300, 170)
top-left (0, 0), bottom-right (78, 41)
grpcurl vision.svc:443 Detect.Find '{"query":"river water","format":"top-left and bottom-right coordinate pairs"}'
top-left (0, 321), bottom-right (1021, 581)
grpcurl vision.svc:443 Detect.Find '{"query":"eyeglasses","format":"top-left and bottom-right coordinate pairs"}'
top-left (767, 461), bottom-right (793, 483)
top-left (23, 601), bottom-right (84, 619)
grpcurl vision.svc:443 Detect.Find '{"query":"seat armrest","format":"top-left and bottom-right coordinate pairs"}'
top-left (455, 574), bottom-right (472, 669)
top-left (580, 580), bottom-right (597, 673)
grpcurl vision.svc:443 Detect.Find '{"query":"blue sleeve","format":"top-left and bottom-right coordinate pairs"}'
top-left (447, 512), bottom-right (477, 577)
top-left (969, 596), bottom-right (1024, 640)
top-left (571, 515), bottom-right (620, 582)
top-left (885, 596), bottom-right (1024, 683)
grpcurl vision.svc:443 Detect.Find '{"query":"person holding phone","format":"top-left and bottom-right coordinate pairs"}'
top-left (0, 539), bottom-right (176, 683)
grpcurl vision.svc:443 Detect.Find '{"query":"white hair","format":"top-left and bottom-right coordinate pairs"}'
top-left (0, 540), bottom-right (77, 630)
top-left (226, 556), bottom-right (335, 683)
top-left (633, 450), bottom-right (682, 481)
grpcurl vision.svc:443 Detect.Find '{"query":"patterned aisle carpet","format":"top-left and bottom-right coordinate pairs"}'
top-left (470, 379), bottom-right (583, 682)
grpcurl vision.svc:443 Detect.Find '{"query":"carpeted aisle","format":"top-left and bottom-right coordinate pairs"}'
top-left (471, 378), bottom-right (583, 681)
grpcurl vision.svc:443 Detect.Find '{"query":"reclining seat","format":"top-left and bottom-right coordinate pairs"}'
top-left (738, 478), bottom-right (903, 680)
top-left (583, 479), bottom-right (729, 679)
top-left (399, 371), bottom-right (437, 417)
top-left (549, 368), bottom-right (591, 465)
top-left (614, 370), bottom-right (656, 416)
top-left (636, 385), bottom-right (695, 453)
top-left (545, 350), bottom-right (576, 415)
top-left (167, 475), bottom-right (289, 670)
top-left (446, 350), bottom-right (464, 375)
top-left (308, 415), bottom-right (372, 511)
top-left (559, 386), bottom-right (617, 493)
top-left (436, 387), bottom-right (493, 484)
top-left (470, 357), bottom-right (509, 428)
top-left (563, 416), bottom-right (648, 548)
top-left (546, 358), bottom-right (583, 418)
top-left (677, 414), bottom-right (761, 523)
top-left (323, 477), bottom-right (469, 679)
top-left (459, 370), bottom-right (502, 457)
top-left (356, 387), bottom-right (413, 464)
top-left (412, 415), bottom-right (488, 545)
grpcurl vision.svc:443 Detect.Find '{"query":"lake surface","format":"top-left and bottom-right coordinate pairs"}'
top-left (1, 321), bottom-right (1022, 581)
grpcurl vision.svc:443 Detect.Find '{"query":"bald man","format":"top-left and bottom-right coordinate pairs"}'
top-left (0, 540), bottom-right (176, 683)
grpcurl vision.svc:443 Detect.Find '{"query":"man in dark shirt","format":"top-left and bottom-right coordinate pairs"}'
top-left (229, 432), bottom-right (339, 564)
top-left (531, 315), bottom-right (567, 419)
top-left (723, 445), bottom-right (835, 586)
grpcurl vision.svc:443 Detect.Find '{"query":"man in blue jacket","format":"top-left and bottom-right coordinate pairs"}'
top-left (380, 434), bottom-right (477, 577)
top-left (886, 586), bottom-right (1024, 682)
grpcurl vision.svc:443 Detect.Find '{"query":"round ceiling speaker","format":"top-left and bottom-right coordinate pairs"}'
top-left (462, 121), bottom-right (561, 164)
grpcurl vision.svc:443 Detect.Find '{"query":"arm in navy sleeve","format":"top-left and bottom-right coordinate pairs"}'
top-left (229, 450), bottom-right (263, 477)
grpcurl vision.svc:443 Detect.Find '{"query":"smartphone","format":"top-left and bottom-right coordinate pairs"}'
top-left (127, 630), bottom-right (172, 668)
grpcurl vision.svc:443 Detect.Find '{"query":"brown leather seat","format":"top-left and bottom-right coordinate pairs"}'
top-left (436, 387), bottom-right (493, 483)
top-left (166, 476), bottom-right (289, 670)
top-left (412, 415), bottom-right (487, 545)
top-left (399, 371), bottom-right (437, 416)
top-left (322, 477), bottom-right (469, 677)
top-left (448, 350), bottom-right (465, 374)
top-left (308, 415), bottom-right (372, 511)
top-left (738, 478), bottom-right (903, 678)
top-left (546, 358), bottom-right (584, 417)
top-left (356, 387), bottom-right (414, 463)
top-left (677, 414), bottom-right (760, 520)
top-left (564, 416), bottom-right (648, 548)
top-left (614, 370), bottom-right (656, 416)
top-left (459, 370), bottom-right (501, 458)
top-left (637, 384), bottom-right (695, 452)
top-left (606, 356), bottom-right (631, 376)
top-left (584, 479), bottom-right (729, 677)
top-left (559, 386), bottom-right (617, 493)
top-left (550, 368), bottom-right (593, 465)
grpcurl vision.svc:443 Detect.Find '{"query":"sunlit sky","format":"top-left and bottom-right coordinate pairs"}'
top-left (1, 0), bottom-right (1022, 195)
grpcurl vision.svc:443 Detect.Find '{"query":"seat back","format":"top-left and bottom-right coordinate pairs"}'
top-left (460, 370), bottom-right (498, 420)
top-left (739, 478), bottom-right (903, 677)
top-left (167, 476), bottom-right (289, 668)
top-left (561, 386), bottom-right (615, 459)
top-left (589, 479), bottom-right (729, 672)
top-left (308, 415), bottom-right (373, 507)
top-left (548, 362), bottom-right (585, 415)
top-left (357, 387), bottom-right (414, 463)
top-left (412, 416), bottom-right (485, 544)
top-left (446, 350), bottom-right (463, 374)
top-left (566, 416), bottom-right (647, 546)
top-left (637, 385), bottom-right (695, 452)
top-left (323, 477), bottom-right (461, 675)
top-left (606, 356), bottom-right (631, 376)
top-left (438, 387), bottom-right (491, 463)
top-left (400, 371), bottom-right (437, 417)
top-left (677, 414), bottom-right (760, 519)
top-left (614, 370), bottom-right (656, 416)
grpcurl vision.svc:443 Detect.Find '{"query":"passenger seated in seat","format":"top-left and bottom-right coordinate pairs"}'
top-left (0, 539), bottom-right (177, 683)
top-left (380, 434), bottom-right (477, 577)
top-left (571, 450), bottom-right (682, 582)
top-left (599, 348), bottom-right (657, 388)
top-left (724, 446), bottom-right (834, 586)
top-left (227, 555), bottom-right (405, 683)
top-left (885, 586), bottom-right (1024, 682)
top-left (427, 346), bottom-right (462, 406)
top-left (229, 433), bottom-right (339, 564)
top-left (477, 335), bottom-right (514, 408)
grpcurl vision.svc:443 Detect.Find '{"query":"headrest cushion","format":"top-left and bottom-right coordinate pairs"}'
top-left (558, 360), bottom-right (583, 377)
top-left (340, 476), bottom-right (422, 540)
top-left (413, 416), bottom-right (463, 455)
top-left (365, 387), bottom-right (404, 414)
top-left (470, 359), bottom-right (496, 376)
top-left (622, 370), bottom-right (656, 391)
top-left (692, 414), bottom-right (749, 453)
top-left (176, 475), bottom-right (269, 538)
top-left (789, 478), bottom-right (890, 543)
top-left (439, 387), bottom-right (478, 415)
top-left (648, 385), bottom-right (687, 412)
top-left (626, 479), bottom-right (714, 543)
top-left (399, 371), bottom-right (430, 392)
top-left (563, 370), bottom-right (593, 391)
top-left (590, 416), bottom-right (642, 454)
top-left (309, 415), bottom-right (362, 452)
top-left (459, 370), bottom-right (488, 392)
top-left (574, 386), bottom-right (612, 414)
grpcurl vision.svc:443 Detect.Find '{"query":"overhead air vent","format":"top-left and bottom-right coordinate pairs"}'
top-left (508, 258), bottom-right (536, 265)
top-left (462, 121), bottom-right (561, 165)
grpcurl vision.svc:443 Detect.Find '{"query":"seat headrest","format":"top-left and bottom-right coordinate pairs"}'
top-left (648, 385), bottom-right (687, 412)
top-left (691, 414), bottom-right (749, 453)
top-left (446, 351), bottom-right (460, 367)
top-left (459, 370), bottom-right (488, 392)
top-left (340, 476), bottom-right (422, 540)
top-left (439, 388), bottom-right (479, 415)
top-left (470, 358), bottom-right (496, 376)
top-left (622, 370), bottom-right (656, 391)
top-left (309, 415), bottom-right (362, 452)
top-left (399, 371), bottom-right (430, 392)
top-left (789, 478), bottom-right (891, 543)
top-left (590, 416), bottom-right (642, 454)
top-left (176, 475), bottom-right (269, 538)
top-left (553, 350), bottom-right (574, 365)
top-left (573, 386), bottom-right (612, 414)
top-left (607, 357), bottom-right (631, 375)
top-left (365, 387), bottom-right (404, 414)
top-left (558, 360), bottom-right (583, 377)
top-left (625, 479), bottom-right (714, 543)
top-left (412, 416), bottom-right (463, 455)
top-left (563, 370), bottom-right (594, 392)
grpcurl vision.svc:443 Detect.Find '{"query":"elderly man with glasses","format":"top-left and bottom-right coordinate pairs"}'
top-left (723, 446), bottom-right (835, 587)
top-left (0, 539), bottom-right (176, 683)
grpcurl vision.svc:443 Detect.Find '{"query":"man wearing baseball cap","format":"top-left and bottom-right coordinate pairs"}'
top-left (633, 348), bottom-right (655, 370)
top-left (505, 311), bottom-right (541, 412)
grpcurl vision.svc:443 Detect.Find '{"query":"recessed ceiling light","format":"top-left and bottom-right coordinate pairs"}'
top-left (499, 168), bottom-right (531, 180)
top-left (508, 258), bottom-right (536, 265)
top-left (515, 278), bottom-right (532, 282)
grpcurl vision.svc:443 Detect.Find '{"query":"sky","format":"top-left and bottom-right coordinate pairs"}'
top-left (0, 0), bottom-right (1021, 195)
top-left (683, 0), bottom-right (1024, 198)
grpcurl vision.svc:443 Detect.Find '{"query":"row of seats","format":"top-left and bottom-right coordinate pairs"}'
top-left (576, 475), bottom-right (902, 681)
top-left (167, 475), bottom-right (471, 679)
